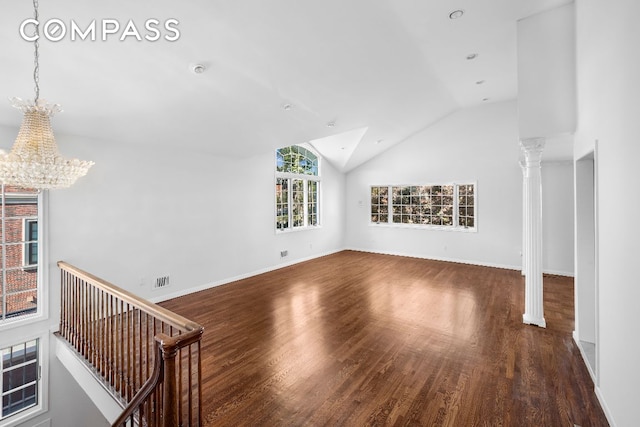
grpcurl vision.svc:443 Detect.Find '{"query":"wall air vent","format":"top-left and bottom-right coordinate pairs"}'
top-left (153, 275), bottom-right (170, 289)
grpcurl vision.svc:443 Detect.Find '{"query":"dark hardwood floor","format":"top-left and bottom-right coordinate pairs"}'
top-left (160, 250), bottom-right (608, 426)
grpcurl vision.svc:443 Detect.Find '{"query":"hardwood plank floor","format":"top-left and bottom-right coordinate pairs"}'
top-left (160, 251), bottom-right (608, 426)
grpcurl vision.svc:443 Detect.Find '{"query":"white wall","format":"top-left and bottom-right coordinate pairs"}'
top-left (345, 101), bottom-right (575, 274)
top-left (20, 356), bottom-right (110, 427)
top-left (0, 125), bottom-right (346, 426)
top-left (43, 134), bottom-right (346, 301)
top-left (345, 101), bottom-right (524, 269)
top-left (542, 161), bottom-right (574, 276)
top-left (575, 0), bottom-right (640, 425)
top-left (517, 3), bottom-right (576, 139)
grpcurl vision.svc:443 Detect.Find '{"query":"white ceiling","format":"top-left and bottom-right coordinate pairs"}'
top-left (0, 0), bottom-right (572, 172)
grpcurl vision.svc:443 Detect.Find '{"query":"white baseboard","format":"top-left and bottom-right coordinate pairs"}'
top-left (152, 248), bottom-right (575, 304)
top-left (347, 247), bottom-right (575, 277)
top-left (543, 268), bottom-right (575, 277)
top-left (595, 386), bottom-right (617, 427)
top-left (150, 248), bottom-right (346, 304)
top-left (572, 333), bottom-right (617, 427)
top-left (346, 247), bottom-right (522, 271)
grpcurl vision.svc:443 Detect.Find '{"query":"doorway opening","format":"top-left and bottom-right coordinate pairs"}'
top-left (574, 149), bottom-right (598, 382)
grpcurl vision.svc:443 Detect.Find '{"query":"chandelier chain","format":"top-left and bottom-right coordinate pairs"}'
top-left (33, 0), bottom-right (40, 103)
top-left (0, 0), bottom-right (95, 189)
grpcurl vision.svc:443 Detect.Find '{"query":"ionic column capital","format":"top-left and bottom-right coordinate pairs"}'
top-left (520, 137), bottom-right (546, 165)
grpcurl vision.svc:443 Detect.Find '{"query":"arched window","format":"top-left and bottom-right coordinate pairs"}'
top-left (275, 145), bottom-right (320, 231)
top-left (276, 145), bottom-right (319, 175)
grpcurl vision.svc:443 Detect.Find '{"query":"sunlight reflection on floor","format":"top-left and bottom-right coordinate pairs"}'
top-left (366, 281), bottom-right (478, 342)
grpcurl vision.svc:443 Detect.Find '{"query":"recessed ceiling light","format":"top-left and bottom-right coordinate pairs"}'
top-left (449, 10), bottom-right (464, 20)
top-left (375, 139), bottom-right (383, 145)
top-left (482, 98), bottom-right (490, 102)
top-left (191, 64), bottom-right (206, 74)
top-left (282, 103), bottom-right (293, 111)
top-left (466, 53), bottom-right (478, 60)
top-left (476, 80), bottom-right (485, 85)
top-left (326, 121), bottom-right (336, 128)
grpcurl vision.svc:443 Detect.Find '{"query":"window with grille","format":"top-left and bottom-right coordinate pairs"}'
top-left (23, 220), bottom-right (37, 268)
top-left (1, 186), bottom-right (41, 321)
top-left (1, 339), bottom-right (39, 421)
top-left (275, 145), bottom-right (321, 231)
top-left (371, 183), bottom-right (476, 230)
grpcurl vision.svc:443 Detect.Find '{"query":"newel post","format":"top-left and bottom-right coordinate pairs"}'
top-left (160, 340), bottom-right (179, 427)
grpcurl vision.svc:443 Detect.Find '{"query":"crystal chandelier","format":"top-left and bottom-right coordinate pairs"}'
top-left (0, 0), bottom-right (93, 189)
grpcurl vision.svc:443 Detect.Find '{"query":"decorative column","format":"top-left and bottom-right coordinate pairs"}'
top-left (520, 138), bottom-right (546, 328)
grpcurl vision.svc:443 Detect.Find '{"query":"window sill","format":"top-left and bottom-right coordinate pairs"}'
top-left (0, 311), bottom-right (46, 333)
top-left (0, 401), bottom-right (46, 427)
top-left (369, 222), bottom-right (477, 233)
top-left (276, 225), bottom-right (322, 235)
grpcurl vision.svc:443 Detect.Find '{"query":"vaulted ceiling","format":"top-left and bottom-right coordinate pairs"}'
top-left (0, 0), bottom-right (572, 172)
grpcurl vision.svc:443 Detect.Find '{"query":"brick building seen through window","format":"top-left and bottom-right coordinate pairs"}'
top-left (1, 186), bottom-right (39, 320)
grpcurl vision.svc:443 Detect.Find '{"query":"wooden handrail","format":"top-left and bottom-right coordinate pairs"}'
top-left (112, 340), bottom-right (164, 427)
top-left (57, 261), bottom-right (202, 333)
top-left (58, 261), bottom-right (204, 427)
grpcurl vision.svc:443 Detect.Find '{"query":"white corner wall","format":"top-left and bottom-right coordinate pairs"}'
top-left (575, 0), bottom-right (640, 426)
top-left (517, 3), bottom-right (576, 139)
top-left (542, 161), bottom-right (574, 276)
top-left (345, 101), bottom-right (523, 269)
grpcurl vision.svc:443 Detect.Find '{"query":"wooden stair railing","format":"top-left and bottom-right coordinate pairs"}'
top-left (57, 261), bottom-right (204, 427)
top-left (113, 339), bottom-right (164, 427)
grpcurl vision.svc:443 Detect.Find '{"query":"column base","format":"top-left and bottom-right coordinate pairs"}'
top-left (523, 314), bottom-right (546, 328)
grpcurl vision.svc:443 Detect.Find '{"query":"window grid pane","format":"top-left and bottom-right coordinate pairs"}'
top-left (275, 146), bottom-right (318, 176)
top-left (372, 183), bottom-right (474, 230)
top-left (292, 179), bottom-right (304, 227)
top-left (307, 181), bottom-right (319, 226)
top-left (27, 221), bottom-right (37, 265)
top-left (458, 184), bottom-right (475, 228)
top-left (1, 340), bottom-right (38, 419)
top-left (275, 178), bottom-right (289, 230)
top-left (370, 186), bottom-right (389, 223)
top-left (1, 186), bottom-right (39, 321)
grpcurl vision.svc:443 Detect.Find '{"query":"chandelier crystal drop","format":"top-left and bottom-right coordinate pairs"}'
top-left (0, 0), bottom-right (94, 189)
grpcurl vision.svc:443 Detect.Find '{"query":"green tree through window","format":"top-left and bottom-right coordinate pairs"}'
top-left (276, 145), bottom-right (319, 176)
top-left (275, 145), bottom-right (320, 231)
top-left (371, 183), bottom-right (475, 230)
